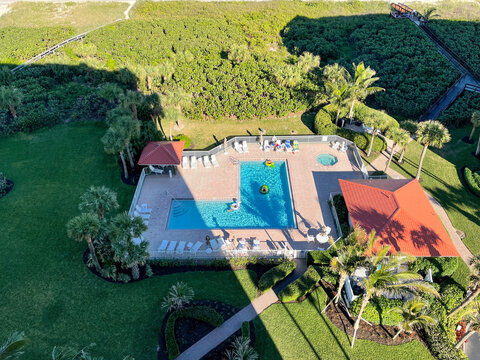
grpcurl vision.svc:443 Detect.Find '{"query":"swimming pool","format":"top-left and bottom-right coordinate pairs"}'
top-left (167, 161), bottom-right (296, 229)
top-left (316, 154), bottom-right (338, 166)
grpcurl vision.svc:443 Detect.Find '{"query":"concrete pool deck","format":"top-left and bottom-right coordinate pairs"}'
top-left (136, 142), bottom-right (364, 258)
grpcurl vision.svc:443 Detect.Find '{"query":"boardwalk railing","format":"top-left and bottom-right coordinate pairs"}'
top-left (465, 83), bottom-right (480, 94)
top-left (128, 168), bottom-right (147, 216)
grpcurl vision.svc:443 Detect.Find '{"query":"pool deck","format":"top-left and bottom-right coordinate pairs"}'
top-left (137, 142), bottom-right (364, 258)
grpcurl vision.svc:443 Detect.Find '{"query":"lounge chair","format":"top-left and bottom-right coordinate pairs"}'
top-left (190, 156), bottom-right (197, 169)
top-left (307, 234), bottom-right (315, 243)
top-left (203, 155), bottom-right (212, 168)
top-left (136, 205), bottom-right (152, 214)
top-left (331, 141), bottom-right (340, 150)
top-left (166, 241), bottom-right (177, 253)
top-left (182, 156), bottom-right (189, 169)
top-left (216, 237), bottom-right (226, 249)
top-left (340, 142), bottom-right (347, 152)
top-left (210, 238), bottom-right (219, 251)
top-left (285, 140), bottom-right (293, 152)
top-left (263, 140), bottom-right (271, 152)
top-left (293, 140), bottom-right (299, 152)
top-left (211, 154), bottom-right (220, 167)
top-left (191, 241), bottom-right (203, 253)
top-left (149, 165), bottom-right (164, 174)
top-left (134, 210), bottom-right (150, 220)
top-left (176, 241), bottom-right (186, 254)
top-left (242, 140), bottom-right (249, 153)
top-left (158, 240), bottom-right (169, 252)
top-left (234, 141), bottom-right (243, 153)
top-left (274, 140), bottom-right (282, 151)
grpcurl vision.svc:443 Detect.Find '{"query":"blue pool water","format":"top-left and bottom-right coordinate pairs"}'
top-left (316, 154), bottom-right (338, 166)
top-left (167, 161), bottom-right (296, 229)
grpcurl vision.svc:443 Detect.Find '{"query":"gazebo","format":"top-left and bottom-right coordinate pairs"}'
top-left (138, 141), bottom-right (185, 176)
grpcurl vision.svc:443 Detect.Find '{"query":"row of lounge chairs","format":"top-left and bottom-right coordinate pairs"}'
top-left (182, 154), bottom-right (220, 169)
top-left (234, 140), bottom-right (249, 153)
top-left (263, 139), bottom-right (299, 153)
top-left (156, 237), bottom-right (262, 255)
top-left (331, 141), bottom-right (348, 152)
top-left (133, 203), bottom-right (152, 226)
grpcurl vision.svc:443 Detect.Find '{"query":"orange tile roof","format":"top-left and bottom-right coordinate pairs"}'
top-left (138, 141), bottom-right (184, 165)
top-left (339, 179), bottom-right (459, 257)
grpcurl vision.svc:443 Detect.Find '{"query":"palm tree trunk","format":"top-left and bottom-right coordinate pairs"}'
top-left (131, 104), bottom-right (138, 120)
top-left (119, 151), bottom-right (129, 179)
top-left (86, 238), bottom-right (102, 272)
top-left (351, 294), bottom-right (370, 348)
top-left (132, 263), bottom-right (140, 280)
top-left (416, 143), bottom-right (429, 180)
top-left (398, 146), bottom-right (406, 164)
top-left (126, 144), bottom-right (135, 168)
top-left (469, 125), bottom-right (476, 141)
top-left (392, 328), bottom-right (403, 340)
top-left (348, 99), bottom-right (355, 122)
top-left (322, 274), bottom-right (346, 313)
top-left (449, 287), bottom-right (480, 318)
top-left (455, 330), bottom-right (476, 349)
top-left (335, 109), bottom-right (341, 127)
top-left (476, 134), bottom-right (480, 156)
top-left (384, 143), bottom-right (397, 172)
top-left (8, 105), bottom-right (17, 119)
top-left (367, 130), bottom-right (376, 157)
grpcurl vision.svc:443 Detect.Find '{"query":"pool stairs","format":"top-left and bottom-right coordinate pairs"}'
top-left (172, 201), bottom-right (188, 217)
top-left (229, 156), bottom-right (239, 165)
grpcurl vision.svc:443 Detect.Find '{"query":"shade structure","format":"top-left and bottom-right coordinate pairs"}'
top-left (339, 179), bottom-right (459, 257)
top-left (138, 141), bottom-right (185, 166)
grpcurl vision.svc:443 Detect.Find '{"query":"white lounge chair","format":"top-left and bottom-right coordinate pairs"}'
top-left (263, 140), bottom-right (271, 152)
top-left (216, 237), bottom-right (226, 249)
top-left (182, 156), bottom-right (189, 169)
top-left (136, 205), bottom-right (152, 214)
top-left (134, 210), bottom-right (150, 220)
top-left (340, 142), bottom-right (347, 152)
top-left (190, 156), bottom-right (197, 169)
top-left (203, 155), bottom-right (212, 168)
top-left (211, 154), bottom-right (219, 167)
top-left (234, 141), bottom-right (243, 153)
top-left (210, 238), bottom-right (219, 251)
top-left (158, 240), bottom-right (169, 252)
top-left (242, 140), bottom-right (249, 153)
top-left (166, 241), bottom-right (177, 253)
top-left (176, 241), bottom-right (186, 254)
top-left (191, 241), bottom-right (203, 253)
top-left (149, 165), bottom-right (164, 174)
top-left (331, 141), bottom-right (340, 150)
top-left (285, 140), bottom-right (293, 152)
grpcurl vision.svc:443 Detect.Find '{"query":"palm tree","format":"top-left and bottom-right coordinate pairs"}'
top-left (351, 248), bottom-right (439, 348)
top-left (297, 52), bottom-right (320, 73)
top-left (362, 115), bottom-right (392, 157)
top-left (389, 298), bottom-right (436, 340)
top-left (456, 312), bottom-right (480, 349)
top-left (0, 86), bottom-right (22, 119)
top-left (347, 62), bottom-right (384, 122)
top-left (161, 282), bottom-right (195, 312)
top-left (121, 90), bottom-right (143, 120)
top-left (0, 331), bottom-right (28, 360)
top-left (322, 63), bottom-right (349, 84)
top-left (449, 254), bottom-right (480, 317)
top-left (228, 44), bottom-right (250, 64)
top-left (162, 88), bottom-right (191, 129)
top-left (113, 115), bottom-right (141, 168)
top-left (415, 120), bottom-right (451, 180)
top-left (423, 7), bottom-right (439, 22)
top-left (101, 126), bottom-right (129, 179)
top-left (469, 111), bottom-right (480, 141)
top-left (384, 127), bottom-right (410, 172)
top-left (98, 83), bottom-right (123, 104)
top-left (476, 131), bottom-right (480, 156)
top-left (325, 80), bottom-right (351, 126)
top-left (79, 186), bottom-right (119, 219)
top-left (66, 213), bottom-right (102, 272)
top-left (224, 337), bottom-right (258, 360)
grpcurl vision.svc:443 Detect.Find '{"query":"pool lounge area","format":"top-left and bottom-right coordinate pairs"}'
top-left (130, 135), bottom-right (366, 259)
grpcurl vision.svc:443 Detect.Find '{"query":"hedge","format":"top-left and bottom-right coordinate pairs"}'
top-left (278, 265), bottom-right (320, 302)
top-left (165, 306), bottom-right (224, 359)
top-left (409, 257), bottom-right (459, 278)
top-left (258, 260), bottom-right (296, 292)
top-left (241, 321), bottom-right (250, 339)
top-left (440, 279), bottom-right (465, 313)
top-left (464, 167), bottom-right (480, 197)
top-left (349, 296), bottom-right (404, 326)
top-left (314, 265), bottom-right (339, 286)
top-left (424, 326), bottom-right (468, 360)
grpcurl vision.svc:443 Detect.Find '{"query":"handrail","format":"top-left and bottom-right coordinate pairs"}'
top-left (128, 168), bottom-right (147, 216)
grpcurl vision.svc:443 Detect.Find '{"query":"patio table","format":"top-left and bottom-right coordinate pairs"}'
top-left (176, 241), bottom-right (186, 254)
top-left (158, 240), bottom-right (169, 251)
top-left (316, 234), bottom-right (329, 244)
top-left (167, 241), bottom-right (177, 252)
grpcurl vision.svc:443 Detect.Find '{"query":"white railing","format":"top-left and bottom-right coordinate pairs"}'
top-left (128, 168), bottom-right (147, 216)
top-left (329, 192), bottom-right (344, 243)
top-left (150, 248), bottom-right (306, 259)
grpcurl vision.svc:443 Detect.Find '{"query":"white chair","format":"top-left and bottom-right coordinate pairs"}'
top-left (176, 241), bottom-right (186, 254)
top-left (242, 140), bottom-right (249, 153)
top-left (158, 240), bottom-right (169, 252)
top-left (340, 142), bottom-right (347, 152)
top-left (331, 142), bottom-right (340, 150)
top-left (166, 241), bottom-right (177, 253)
top-left (182, 156), bottom-right (189, 169)
top-left (253, 239), bottom-right (260, 250)
top-left (234, 141), bottom-right (243, 153)
top-left (149, 165), bottom-right (164, 174)
top-left (190, 156), bottom-right (197, 169)
top-left (307, 234), bottom-right (315, 243)
top-left (136, 205), bottom-right (152, 214)
top-left (325, 226), bottom-right (331, 235)
top-left (210, 238), bottom-right (219, 251)
top-left (203, 155), bottom-right (212, 168)
top-left (263, 140), bottom-right (271, 152)
top-left (217, 237), bottom-right (226, 249)
top-left (134, 210), bottom-right (150, 220)
top-left (284, 140), bottom-right (293, 152)
top-left (211, 154), bottom-right (220, 167)
top-left (191, 241), bottom-right (203, 253)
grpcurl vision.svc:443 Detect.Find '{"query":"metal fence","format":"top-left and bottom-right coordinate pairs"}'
top-left (150, 248), bottom-right (306, 259)
top-left (128, 168), bottom-right (147, 216)
top-left (329, 192), bottom-right (344, 243)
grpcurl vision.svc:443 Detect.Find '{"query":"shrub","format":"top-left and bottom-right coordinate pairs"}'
top-left (0, 172), bottom-right (7, 196)
top-left (165, 306), bottom-right (224, 359)
top-left (350, 296), bottom-right (404, 326)
top-left (307, 251), bottom-right (333, 267)
top-left (258, 260), bottom-right (296, 292)
top-left (464, 167), bottom-right (480, 197)
top-left (161, 282), bottom-right (195, 312)
top-left (173, 134), bottom-right (192, 149)
top-left (399, 119), bottom-right (418, 134)
top-left (314, 265), bottom-right (339, 286)
top-left (278, 266), bottom-right (320, 302)
top-left (409, 257), bottom-right (459, 278)
top-left (440, 280), bottom-right (465, 313)
top-left (314, 109), bottom-right (337, 135)
top-left (241, 321), bottom-right (250, 340)
top-left (424, 326), bottom-right (468, 360)
top-left (353, 102), bottom-right (399, 129)
top-left (117, 273), bottom-right (131, 283)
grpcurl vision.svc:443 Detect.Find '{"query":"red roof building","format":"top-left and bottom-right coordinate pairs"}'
top-left (138, 141), bottom-right (185, 166)
top-left (338, 179), bottom-right (459, 257)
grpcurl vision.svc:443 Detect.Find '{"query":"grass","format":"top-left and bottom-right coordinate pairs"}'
top-left (0, 122), bottom-right (258, 359)
top-left (254, 286), bottom-right (433, 359)
top-left (0, 2), bottom-right (129, 32)
top-left (389, 126), bottom-right (480, 254)
top-left (163, 113), bottom-right (315, 150)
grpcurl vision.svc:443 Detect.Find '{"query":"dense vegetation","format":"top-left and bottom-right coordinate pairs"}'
top-left (439, 91), bottom-right (480, 126)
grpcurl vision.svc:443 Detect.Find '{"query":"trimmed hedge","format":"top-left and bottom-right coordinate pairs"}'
top-left (258, 260), bottom-right (296, 292)
top-left (424, 326), bottom-right (468, 360)
top-left (440, 280), bottom-right (465, 313)
top-left (464, 167), bottom-right (480, 197)
top-left (314, 265), bottom-right (339, 286)
top-left (241, 321), bottom-right (250, 339)
top-left (165, 306), bottom-right (224, 359)
top-left (409, 257), bottom-right (459, 278)
top-left (349, 296), bottom-right (404, 326)
top-left (278, 266), bottom-right (320, 302)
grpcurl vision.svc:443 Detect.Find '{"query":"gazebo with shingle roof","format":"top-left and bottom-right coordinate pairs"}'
top-left (138, 141), bottom-right (185, 166)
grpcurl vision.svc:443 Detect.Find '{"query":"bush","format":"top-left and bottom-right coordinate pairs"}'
top-left (314, 109), bottom-right (337, 135)
top-left (440, 280), bottom-right (465, 313)
top-left (165, 306), bottom-right (224, 359)
top-left (173, 134), bottom-right (192, 149)
top-left (314, 265), bottom-right (339, 286)
top-left (464, 167), bottom-right (480, 197)
top-left (258, 260), bottom-right (296, 292)
top-left (349, 296), bottom-right (404, 326)
top-left (409, 257), bottom-right (459, 278)
top-left (353, 102), bottom-right (399, 129)
top-left (278, 266), bottom-right (320, 302)
top-left (424, 326), bottom-right (468, 360)
top-left (241, 321), bottom-right (250, 340)
top-left (399, 119), bottom-right (418, 134)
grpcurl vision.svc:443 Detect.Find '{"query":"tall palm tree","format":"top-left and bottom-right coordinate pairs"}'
top-left (469, 111), bottom-right (480, 141)
top-left (456, 312), bottom-right (480, 349)
top-left (98, 83), bottom-right (124, 104)
top-left (423, 7), bottom-right (439, 22)
top-left (101, 126), bottom-right (129, 179)
top-left (297, 52), bottom-right (320, 73)
top-left (322, 63), bottom-right (349, 84)
top-left (362, 116), bottom-right (392, 157)
top-left (66, 213), bottom-right (102, 272)
top-left (476, 131), bottom-right (480, 156)
top-left (449, 254), bottom-right (480, 317)
top-left (0, 86), bottom-right (23, 119)
top-left (0, 331), bottom-right (28, 360)
top-left (121, 90), bottom-right (143, 120)
top-left (113, 115), bottom-right (141, 168)
top-left (79, 186), bottom-right (119, 219)
top-left (415, 120), bottom-right (451, 180)
top-left (385, 127), bottom-right (410, 172)
top-left (162, 87), bottom-right (191, 129)
top-left (347, 62), bottom-right (384, 122)
top-left (325, 80), bottom-right (351, 126)
top-left (351, 248), bottom-right (439, 348)
top-left (389, 298), bottom-right (436, 340)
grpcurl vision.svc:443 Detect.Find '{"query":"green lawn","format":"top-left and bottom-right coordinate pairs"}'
top-left (389, 126), bottom-right (480, 254)
top-left (0, 122), bottom-right (258, 359)
top-left (254, 287), bottom-right (433, 359)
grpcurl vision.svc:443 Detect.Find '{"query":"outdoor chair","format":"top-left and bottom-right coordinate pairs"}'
top-left (190, 156), bottom-right (197, 169)
top-left (307, 234), bottom-right (315, 243)
top-left (284, 140), bottom-right (293, 152)
top-left (182, 156), bottom-right (189, 169)
top-left (191, 241), bottom-right (203, 253)
top-left (158, 240), bottom-right (169, 252)
top-left (293, 140), bottom-right (299, 152)
top-left (211, 154), bottom-right (220, 167)
top-left (166, 241), bottom-right (177, 253)
top-left (149, 165), bottom-right (164, 175)
top-left (242, 140), bottom-right (249, 153)
top-left (340, 142), bottom-right (347, 152)
top-left (134, 210), bottom-right (150, 220)
top-left (176, 241), bottom-right (186, 254)
top-left (331, 141), bottom-right (340, 150)
top-left (136, 205), bottom-right (152, 214)
top-left (210, 238), bottom-right (219, 251)
top-left (203, 155), bottom-right (212, 168)
top-left (274, 140), bottom-right (282, 151)
top-left (216, 237), bottom-right (226, 249)
top-left (263, 140), bottom-right (271, 152)
top-left (234, 141), bottom-right (243, 153)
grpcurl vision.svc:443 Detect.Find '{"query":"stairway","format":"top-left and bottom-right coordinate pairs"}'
top-left (171, 201), bottom-right (188, 217)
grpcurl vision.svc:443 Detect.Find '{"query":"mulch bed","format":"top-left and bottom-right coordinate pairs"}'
top-left (118, 157), bottom-right (142, 186)
top-left (461, 136), bottom-right (475, 144)
top-left (158, 300), bottom-right (255, 360)
top-left (0, 179), bottom-right (14, 199)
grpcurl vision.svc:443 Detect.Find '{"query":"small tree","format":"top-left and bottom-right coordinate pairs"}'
top-left (0, 86), bottom-right (22, 119)
top-left (362, 115), bottom-right (392, 157)
top-left (224, 337), bottom-right (258, 360)
top-left (322, 63), bottom-right (348, 84)
top-left (162, 87), bottom-right (190, 129)
top-left (384, 127), bottom-right (410, 172)
top-left (112, 115), bottom-right (141, 168)
top-left (449, 254), bottom-right (480, 318)
top-left (98, 83), bottom-right (124, 104)
top-left (121, 90), bottom-right (144, 120)
top-left (469, 111), bottom-right (480, 141)
top-left (101, 126), bottom-right (129, 179)
top-left (389, 298), bottom-right (435, 340)
top-left (325, 80), bottom-right (351, 126)
top-left (228, 44), bottom-right (250, 64)
top-left (296, 52), bottom-right (320, 73)
top-left (79, 186), bottom-right (119, 219)
top-left (0, 331), bottom-right (28, 360)
top-left (423, 7), bottom-right (439, 22)
top-left (66, 213), bottom-right (102, 272)
top-left (455, 311), bottom-right (480, 349)
top-left (415, 120), bottom-right (451, 180)
top-left (161, 282), bottom-right (195, 312)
